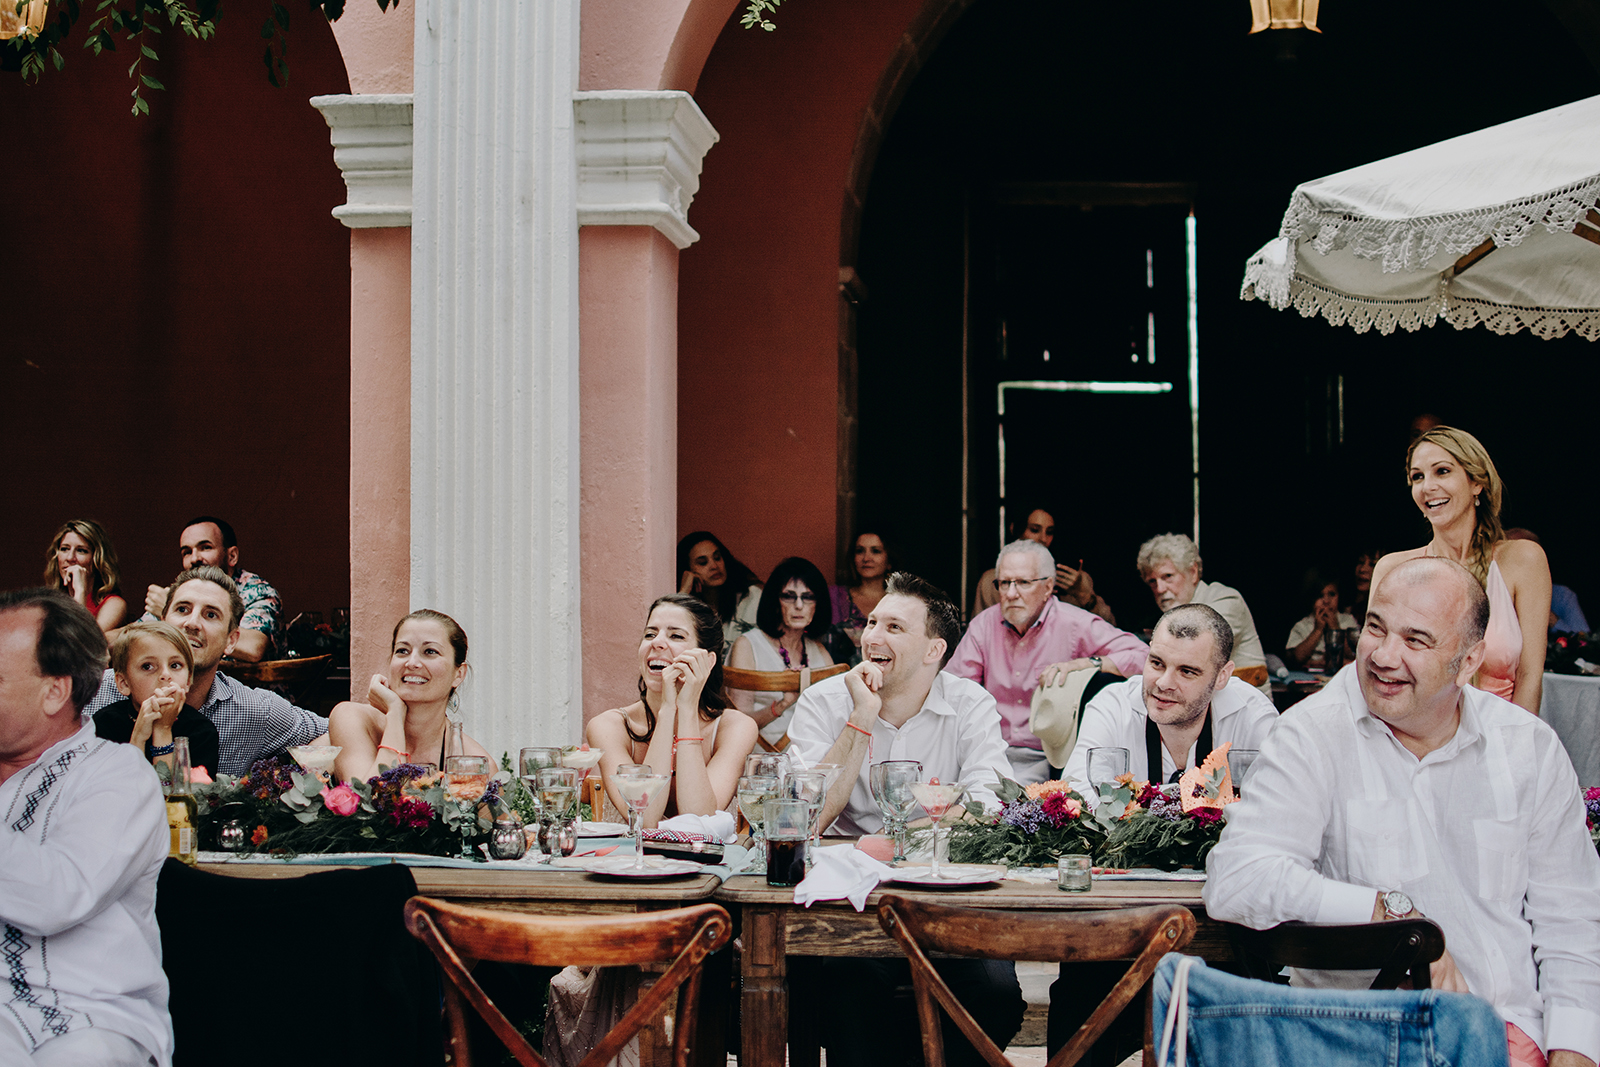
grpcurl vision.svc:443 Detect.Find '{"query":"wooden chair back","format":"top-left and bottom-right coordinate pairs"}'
top-left (722, 662), bottom-right (850, 752)
top-left (876, 895), bottom-right (1195, 1067)
top-left (403, 897), bottom-right (732, 1067)
top-left (223, 654), bottom-right (334, 705)
top-left (1223, 918), bottom-right (1445, 990)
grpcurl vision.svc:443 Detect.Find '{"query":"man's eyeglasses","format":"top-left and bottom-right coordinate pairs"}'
top-left (993, 577), bottom-right (1050, 592)
top-left (778, 592), bottom-right (818, 604)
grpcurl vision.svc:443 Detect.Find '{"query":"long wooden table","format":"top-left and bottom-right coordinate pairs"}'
top-left (715, 874), bottom-right (1231, 1067)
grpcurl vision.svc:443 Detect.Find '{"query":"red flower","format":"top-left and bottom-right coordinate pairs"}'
top-left (1190, 807), bottom-right (1224, 828)
top-left (250, 824), bottom-right (268, 846)
top-left (1040, 791), bottom-right (1083, 827)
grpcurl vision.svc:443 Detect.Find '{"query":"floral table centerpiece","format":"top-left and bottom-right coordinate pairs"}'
top-left (1587, 787), bottom-right (1600, 857)
top-left (195, 756), bottom-right (508, 858)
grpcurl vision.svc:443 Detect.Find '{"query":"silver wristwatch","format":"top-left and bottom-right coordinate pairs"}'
top-left (1382, 889), bottom-right (1415, 920)
top-left (1089, 656), bottom-right (1103, 671)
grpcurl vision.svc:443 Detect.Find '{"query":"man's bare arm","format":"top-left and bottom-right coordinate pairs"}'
top-left (813, 663), bottom-right (883, 832)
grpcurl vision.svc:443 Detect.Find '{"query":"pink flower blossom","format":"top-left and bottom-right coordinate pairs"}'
top-left (321, 784), bottom-right (360, 816)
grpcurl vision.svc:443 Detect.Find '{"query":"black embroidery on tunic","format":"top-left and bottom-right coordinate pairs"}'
top-left (8, 750), bottom-right (77, 834)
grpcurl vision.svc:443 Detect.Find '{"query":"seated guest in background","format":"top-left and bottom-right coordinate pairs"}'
top-left (329, 610), bottom-right (491, 782)
top-left (1351, 547), bottom-right (1379, 622)
top-left (93, 620), bottom-right (220, 779)
top-left (829, 530), bottom-right (892, 657)
top-left (0, 591), bottom-right (172, 1067)
top-left (971, 504), bottom-right (1116, 624)
top-left (89, 566), bottom-right (326, 775)
top-left (1138, 532), bottom-right (1270, 698)
top-left (727, 557), bottom-right (835, 750)
top-left (1284, 573), bottom-right (1360, 671)
top-left (590, 594), bottom-right (758, 824)
top-left (1051, 602), bottom-right (1277, 1062)
top-left (1507, 529), bottom-right (1590, 633)
top-left (949, 539), bottom-right (1149, 784)
top-left (788, 573), bottom-right (1023, 1067)
top-left (143, 516), bottom-right (281, 662)
top-left (43, 518), bottom-right (127, 633)
top-left (1206, 558), bottom-right (1600, 1067)
top-left (677, 531), bottom-right (764, 650)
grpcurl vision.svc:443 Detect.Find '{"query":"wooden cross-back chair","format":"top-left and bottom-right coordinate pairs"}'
top-left (721, 662), bottom-right (850, 752)
top-left (876, 895), bottom-right (1195, 1067)
top-left (1222, 918), bottom-right (1446, 990)
top-left (403, 897), bottom-right (732, 1067)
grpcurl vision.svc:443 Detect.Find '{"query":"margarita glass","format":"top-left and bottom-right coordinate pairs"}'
top-left (616, 773), bottom-right (670, 869)
top-left (910, 778), bottom-right (965, 879)
top-left (289, 745), bottom-right (341, 784)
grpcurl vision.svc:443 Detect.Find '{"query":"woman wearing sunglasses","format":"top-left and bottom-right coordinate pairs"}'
top-left (727, 556), bottom-right (835, 747)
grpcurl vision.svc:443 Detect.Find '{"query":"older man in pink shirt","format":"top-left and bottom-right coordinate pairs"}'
top-left (949, 539), bottom-right (1149, 783)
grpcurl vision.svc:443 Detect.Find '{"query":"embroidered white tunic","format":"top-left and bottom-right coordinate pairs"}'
top-left (1, 720), bottom-right (172, 1065)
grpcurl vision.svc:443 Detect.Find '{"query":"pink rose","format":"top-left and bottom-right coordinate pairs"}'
top-left (1062, 797), bottom-right (1082, 819)
top-left (321, 784), bottom-right (360, 816)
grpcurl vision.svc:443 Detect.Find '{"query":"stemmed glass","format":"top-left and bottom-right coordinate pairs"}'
top-left (609, 763), bottom-right (651, 840)
top-left (536, 767), bottom-right (580, 859)
top-left (869, 760), bottom-right (922, 862)
top-left (737, 774), bottom-right (781, 852)
top-left (909, 778), bottom-right (966, 880)
top-left (615, 773), bottom-right (670, 869)
top-left (785, 771), bottom-right (829, 860)
top-left (744, 752), bottom-right (790, 788)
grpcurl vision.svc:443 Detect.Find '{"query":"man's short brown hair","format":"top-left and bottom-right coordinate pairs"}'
top-left (163, 565), bottom-right (245, 631)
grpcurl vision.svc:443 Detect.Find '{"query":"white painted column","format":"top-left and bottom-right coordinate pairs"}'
top-left (411, 1), bottom-right (581, 757)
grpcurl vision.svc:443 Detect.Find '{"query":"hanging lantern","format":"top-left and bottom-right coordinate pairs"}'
top-left (1249, 0), bottom-right (1320, 33)
top-left (0, 0), bottom-right (48, 40)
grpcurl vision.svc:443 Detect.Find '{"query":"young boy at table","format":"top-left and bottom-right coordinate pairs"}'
top-left (94, 621), bottom-right (220, 779)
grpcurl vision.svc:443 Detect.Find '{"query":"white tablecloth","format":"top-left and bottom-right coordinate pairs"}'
top-left (1541, 672), bottom-right (1600, 787)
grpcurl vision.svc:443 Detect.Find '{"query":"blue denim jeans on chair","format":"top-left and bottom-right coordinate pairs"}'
top-left (1152, 954), bottom-right (1510, 1067)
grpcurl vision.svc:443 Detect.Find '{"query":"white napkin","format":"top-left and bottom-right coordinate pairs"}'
top-left (793, 843), bottom-right (893, 911)
top-left (658, 811), bottom-right (738, 843)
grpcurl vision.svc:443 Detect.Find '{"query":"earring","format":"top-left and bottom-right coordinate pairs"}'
top-left (447, 689), bottom-right (461, 721)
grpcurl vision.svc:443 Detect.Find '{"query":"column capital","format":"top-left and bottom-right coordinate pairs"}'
top-left (574, 90), bottom-right (719, 250)
top-left (310, 93), bottom-right (414, 229)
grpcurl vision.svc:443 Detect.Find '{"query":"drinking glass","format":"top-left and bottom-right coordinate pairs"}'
top-left (869, 760), bottom-right (922, 862)
top-left (1058, 854), bottom-right (1092, 892)
top-left (288, 744), bottom-right (341, 784)
top-left (536, 767), bottom-right (580, 858)
top-left (744, 752), bottom-right (789, 786)
top-left (609, 763), bottom-right (651, 835)
top-left (1227, 748), bottom-right (1261, 797)
top-left (737, 774), bottom-right (781, 851)
top-left (785, 771), bottom-right (829, 859)
top-left (1086, 747), bottom-right (1130, 804)
top-left (908, 778), bottom-right (965, 879)
top-left (615, 773), bottom-right (670, 869)
top-left (519, 746), bottom-right (563, 778)
top-left (444, 755), bottom-right (491, 803)
top-left (764, 798), bottom-right (810, 887)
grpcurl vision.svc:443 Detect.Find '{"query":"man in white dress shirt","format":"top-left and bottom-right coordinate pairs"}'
top-left (1206, 557), bottom-right (1600, 1067)
top-left (787, 572), bottom-right (1022, 1067)
top-left (0, 590), bottom-right (171, 1067)
top-left (1062, 603), bottom-right (1278, 795)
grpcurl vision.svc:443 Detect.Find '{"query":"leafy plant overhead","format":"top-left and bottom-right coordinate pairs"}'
top-left (740, 0), bottom-right (783, 32)
top-left (3, 0), bottom-right (398, 115)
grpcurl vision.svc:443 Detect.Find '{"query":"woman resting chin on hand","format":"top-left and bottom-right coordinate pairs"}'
top-left (588, 594), bottom-right (758, 828)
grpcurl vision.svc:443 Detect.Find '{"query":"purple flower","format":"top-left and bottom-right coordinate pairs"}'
top-left (1000, 800), bottom-right (1046, 834)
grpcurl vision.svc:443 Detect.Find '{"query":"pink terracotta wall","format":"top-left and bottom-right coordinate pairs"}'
top-left (579, 227), bottom-right (682, 716)
top-left (0, 13), bottom-right (353, 628)
top-left (581, 0), bottom-right (741, 92)
top-left (678, 0), bottom-right (926, 582)
top-left (328, 1), bottom-right (413, 94)
top-left (347, 227), bottom-right (412, 684)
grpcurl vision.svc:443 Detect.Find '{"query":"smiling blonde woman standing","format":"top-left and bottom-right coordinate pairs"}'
top-left (1369, 426), bottom-right (1551, 714)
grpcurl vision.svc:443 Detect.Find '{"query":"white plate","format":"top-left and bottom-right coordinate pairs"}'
top-left (578, 821), bottom-right (631, 837)
top-left (884, 864), bottom-right (1004, 887)
top-left (582, 855), bottom-right (705, 879)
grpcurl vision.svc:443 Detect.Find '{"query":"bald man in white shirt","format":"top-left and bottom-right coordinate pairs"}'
top-left (1206, 557), bottom-right (1600, 1067)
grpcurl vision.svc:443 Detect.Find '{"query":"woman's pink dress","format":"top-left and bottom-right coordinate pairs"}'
top-left (1475, 560), bottom-right (1522, 701)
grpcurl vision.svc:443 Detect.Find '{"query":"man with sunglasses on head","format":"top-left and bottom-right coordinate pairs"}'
top-left (949, 539), bottom-right (1149, 784)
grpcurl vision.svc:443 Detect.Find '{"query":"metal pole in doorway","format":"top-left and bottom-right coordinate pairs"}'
top-left (1186, 210), bottom-right (1201, 551)
top-left (960, 192), bottom-right (971, 613)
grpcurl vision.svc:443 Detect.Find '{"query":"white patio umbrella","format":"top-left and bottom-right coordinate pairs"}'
top-left (1241, 94), bottom-right (1600, 340)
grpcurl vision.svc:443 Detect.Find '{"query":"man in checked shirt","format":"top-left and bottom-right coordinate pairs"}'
top-left (86, 565), bottom-right (326, 775)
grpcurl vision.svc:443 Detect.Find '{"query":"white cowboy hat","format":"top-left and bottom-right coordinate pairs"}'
top-left (1029, 666), bottom-right (1101, 768)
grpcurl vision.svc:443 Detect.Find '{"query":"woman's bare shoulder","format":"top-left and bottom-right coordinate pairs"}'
top-left (712, 705), bottom-right (759, 753)
top-left (1493, 538), bottom-right (1550, 580)
top-left (328, 701), bottom-right (384, 731)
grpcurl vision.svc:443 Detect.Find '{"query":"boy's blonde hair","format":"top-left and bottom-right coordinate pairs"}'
top-left (111, 621), bottom-right (195, 677)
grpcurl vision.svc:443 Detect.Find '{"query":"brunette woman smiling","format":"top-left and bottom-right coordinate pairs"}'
top-left (328, 609), bottom-right (491, 782)
top-left (1369, 427), bottom-right (1550, 714)
top-left (588, 594), bottom-right (758, 826)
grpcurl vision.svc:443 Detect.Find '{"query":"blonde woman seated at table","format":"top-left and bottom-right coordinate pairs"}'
top-left (44, 518), bottom-right (128, 633)
top-left (728, 556), bottom-right (835, 748)
top-left (589, 594), bottom-right (758, 826)
top-left (328, 609), bottom-right (491, 782)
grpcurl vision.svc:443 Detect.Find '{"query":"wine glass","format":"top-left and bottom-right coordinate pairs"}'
top-left (869, 760), bottom-right (922, 862)
top-left (909, 778), bottom-right (966, 879)
top-left (744, 752), bottom-right (789, 787)
top-left (737, 774), bottom-right (780, 852)
top-left (536, 767), bottom-right (580, 859)
top-left (615, 773), bottom-right (670, 869)
top-left (785, 771), bottom-right (829, 858)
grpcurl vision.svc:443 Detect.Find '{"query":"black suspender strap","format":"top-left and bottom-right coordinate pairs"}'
top-left (1146, 709), bottom-right (1212, 784)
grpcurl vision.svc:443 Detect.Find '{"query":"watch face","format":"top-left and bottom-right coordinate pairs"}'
top-left (1385, 890), bottom-right (1413, 917)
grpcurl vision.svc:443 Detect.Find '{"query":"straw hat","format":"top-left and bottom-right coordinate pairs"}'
top-left (1028, 666), bottom-right (1101, 768)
